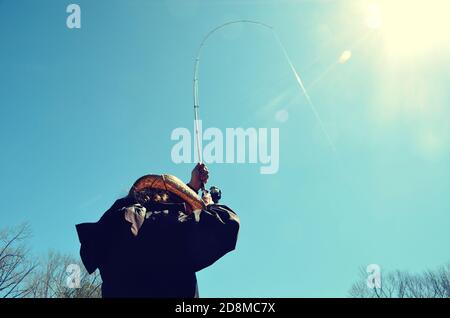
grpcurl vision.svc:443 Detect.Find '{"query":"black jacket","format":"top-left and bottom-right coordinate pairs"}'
top-left (76, 197), bottom-right (239, 298)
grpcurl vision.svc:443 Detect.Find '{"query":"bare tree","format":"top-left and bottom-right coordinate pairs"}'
top-left (26, 251), bottom-right (102, 298)
top-left (1, 223), bottom-right (102, 298)
top-left (349, 264), bottom-right (450, 298)
top-left (0, 223), bottom-right (38, 298)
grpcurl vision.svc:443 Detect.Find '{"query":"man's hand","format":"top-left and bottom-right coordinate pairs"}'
top-left (188, 163), bottom-right (209, 193)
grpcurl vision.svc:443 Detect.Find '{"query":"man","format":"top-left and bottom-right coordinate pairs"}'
top-left (76, 164), bottom-right (239, 298)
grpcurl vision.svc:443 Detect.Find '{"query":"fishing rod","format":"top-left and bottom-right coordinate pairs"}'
top-left (192, 20), bottom-right (336, 197)
top-left (193, 20), bottom-right (273, 165)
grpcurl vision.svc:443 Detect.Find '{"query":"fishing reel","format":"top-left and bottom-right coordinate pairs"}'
top-left (201, 186), bottom-right (222, 204)
top-left (209, 186), bottom-right (222, 204)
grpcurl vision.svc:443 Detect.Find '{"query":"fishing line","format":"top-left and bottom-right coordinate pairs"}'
top-left (193, 20), bottom-right (337, 164)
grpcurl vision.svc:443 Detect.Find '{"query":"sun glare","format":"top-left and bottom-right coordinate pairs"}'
top-left (366, 0), bottom-right (450, 59)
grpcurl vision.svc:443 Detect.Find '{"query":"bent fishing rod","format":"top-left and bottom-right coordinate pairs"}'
top-left (192, 20), bottom-right (335, 198)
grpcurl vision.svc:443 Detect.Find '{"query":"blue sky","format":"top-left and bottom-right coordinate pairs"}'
top-left (0, 0), bottom-right (449, 297)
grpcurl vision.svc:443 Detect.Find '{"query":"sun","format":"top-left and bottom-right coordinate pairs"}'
top-left (366, 0), bottom-right (450, 59)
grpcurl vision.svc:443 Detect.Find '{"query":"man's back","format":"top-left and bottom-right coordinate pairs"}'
top-left (76, 197), bottom-right (239, 298)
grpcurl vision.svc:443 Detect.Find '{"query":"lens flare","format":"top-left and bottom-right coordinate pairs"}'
top-left (339, 50), bottom-right (352, 64)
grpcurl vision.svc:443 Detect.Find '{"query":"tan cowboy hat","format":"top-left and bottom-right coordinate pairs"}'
top-left (129, 174), bottom-right (205, 213)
